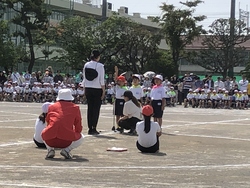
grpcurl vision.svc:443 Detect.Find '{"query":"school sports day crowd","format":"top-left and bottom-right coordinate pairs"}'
top-left (1, 50), bottom-right (250, 158)
top-left (0, 67), bottom-right (249, 109)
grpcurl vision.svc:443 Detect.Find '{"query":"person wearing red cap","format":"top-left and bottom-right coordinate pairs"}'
top-left (112, 66), bottom-right (128, 133)
top-left (136, 105), bottom-right (161, 153)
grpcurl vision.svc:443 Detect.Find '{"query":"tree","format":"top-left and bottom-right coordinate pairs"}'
top-left (54, 16), bottom-right (97, 71)
top-left (97, 15), bottom-right (161, 74)
top-left (153, 0), bottom-right (206, 75)
top-left (192, 18), bottom-right (250, 79)
top-left (1, 0), bottom-right (51, 73)
top-left (0, 20), bottom-right (25, 72)
top-left (145, 50), bottom-right (175, 78)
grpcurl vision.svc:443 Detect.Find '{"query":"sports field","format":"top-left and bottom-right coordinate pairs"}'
top-left (0, 102), bottom-right (250, 188)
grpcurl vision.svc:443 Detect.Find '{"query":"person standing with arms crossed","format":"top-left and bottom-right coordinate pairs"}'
top-left (83, 50), bottom-right (105, 135)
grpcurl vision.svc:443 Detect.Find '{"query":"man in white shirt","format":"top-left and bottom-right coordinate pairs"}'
top-left (11, 70), bottom-right (20, 83)
top-left (214, 77), bottom-right (225, 92)
top-left (239, 75), bottom-right (248, 92)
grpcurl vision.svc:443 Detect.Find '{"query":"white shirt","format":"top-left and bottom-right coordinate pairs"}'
top-left (187, 93), bottom-right (194, 100)
top-left (34, 118), bottom-right (46, 143)
top-left (136, 121), bottom-right (161, 147)
top-left (214, 81), bottom-right (225, 91)
top-left (83, 61), bottom-right (105, 89)
top-left (115, 85), bottom-right (128, 99)
top-left (222, 95), bottom-right (230, 100)
top-left (239, 79), bottom-right (248, 91)
top-left (210, 94), bottom-right (219, 100)
top-left (150, 85), bottom-right (167, 100)
top-left (123, 100), bottom-right (142, 120)
top-left (77, 89), bottom-right (84, 95)
top-left (129, 85), bottom-right (143, 100)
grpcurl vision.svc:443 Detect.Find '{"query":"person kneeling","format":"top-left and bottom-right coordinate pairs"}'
top-left (136, 105), bottom-right (162, 153)
top-left (41, 89), bottom-right (84, 159)
top-left (118, 90), bottom-right (142, 135)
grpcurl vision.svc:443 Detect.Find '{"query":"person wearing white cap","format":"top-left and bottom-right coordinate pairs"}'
top-left (33, 102), bottom-right (52, 148)
top-left (129, 74), bottom-right (143, 103)
top-left (222, 91), bottom-right (231, 109)
top-left (150, 75), bottom-right (166, 126)
top-left (242, 90), bottom-right (249, 109)
top-left (41, 89), bottom-right (84, 159)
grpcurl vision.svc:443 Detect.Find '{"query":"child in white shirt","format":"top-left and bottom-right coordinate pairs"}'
top-left (136, 105), bottom-right (161, 153)
top-left (33, 102), bottom-right (52, 148)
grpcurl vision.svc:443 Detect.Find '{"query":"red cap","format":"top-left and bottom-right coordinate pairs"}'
top-left (142, 105), bottom-right (153, 116)
top-left (117, 75), bottom-right (126, 82)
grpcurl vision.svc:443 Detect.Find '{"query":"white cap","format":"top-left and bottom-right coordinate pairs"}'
top-left (42, 102), bottom-right (52, 113)
top-left (132, 74), bottom-right (141, 80)
top-left (154, 75), bottom-right (163, 81)
top-left (56, 89), bottom-right (74, 101)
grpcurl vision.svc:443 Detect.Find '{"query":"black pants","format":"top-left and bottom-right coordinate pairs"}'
top-left (118, 117), bottom-right (141, 131)
top-left (85, 88), bottom-right (103, 130)
top-left (136, 137), bottom-right (159, 153)
top-left (33, 138), bottom-right (46, 148)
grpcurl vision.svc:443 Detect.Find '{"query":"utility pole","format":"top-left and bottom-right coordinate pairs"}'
top-left (228, 0), bottom-right (236, 78)
top-left (102, 0), bottom-right (107, 22)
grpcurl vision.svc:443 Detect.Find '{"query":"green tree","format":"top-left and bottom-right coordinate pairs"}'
top-left (153, 0), bottom-right (206, 75)
top-left (145, 50), bottom-right (175, 78)
top-left (97, 15), bottom-right (161, 74)
top-left (54, 16), bottom-right (97, 71)
top-left (192, 19), bottom-right (250, 79)
top-left (0, 20), bottom-right (25, 72)
top-left (1, 0), bottom-right (51, 73)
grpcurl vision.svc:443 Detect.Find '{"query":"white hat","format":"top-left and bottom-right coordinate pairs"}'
top-left (132, 74), bottom-right (141, 80)
top-left (42, 102), bottom-right (52, 113)
top-left (154, 75), bottom-right (163, 81)
top-left (56, 89), bottom-right (74, 101)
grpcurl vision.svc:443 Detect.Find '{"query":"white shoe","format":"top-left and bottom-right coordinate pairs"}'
top-left (60, 149), bottom-right (73, 159)
top-left (46, 149), bottom-right (55, 159)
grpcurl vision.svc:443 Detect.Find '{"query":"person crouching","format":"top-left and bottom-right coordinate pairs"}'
top-left (118, 90), bottom-right (142, 135)
top-left (136, 105), bottom-right (162, 153)
top-left (41, 89), bottom-right (84, 159)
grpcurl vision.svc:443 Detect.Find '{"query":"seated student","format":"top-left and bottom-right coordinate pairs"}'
top-left (41, 89), bottom-right (84, 159)
top-left (222, 91), bottom-right (231, 109)
top-left (242, 90), bottom-right (249, 109)
top-left (184, 89), bottom-right (194, 108)
top-left (118, 90), bottom-right (142, 135)
top-left (209, 90), bottom-right (219, 108)
top-left (198, 89), bottom-right (207, 108)
top-left (33, 102), bottom-right (52, 148)
top-left (136, 105), bottom-right (162, 153)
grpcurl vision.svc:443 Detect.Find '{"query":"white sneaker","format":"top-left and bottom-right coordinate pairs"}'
top-left (46, 149), bottom-right (55, 159)
top-left (60, 149), bottom-right (73, 159)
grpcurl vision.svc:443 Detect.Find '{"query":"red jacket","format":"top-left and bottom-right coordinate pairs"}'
top-left (42, 101), bottom-right (82, 141)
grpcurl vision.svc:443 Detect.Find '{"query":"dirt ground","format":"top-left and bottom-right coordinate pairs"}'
top-left (0, 102), bottom-right (250, 188)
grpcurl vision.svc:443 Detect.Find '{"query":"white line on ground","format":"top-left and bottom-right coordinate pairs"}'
top-left (0, 182), bottom-right (70, 188)
top-left (0, 164), bottom-right (250, 170)
top-left (0, 131), bottom-right (116, 147)
top-left (0, 141), bottom-right (33, 147)
top-left (170, 133), bottom-right (250, 142)
top-left (0, 119), bottom-right (36, 123)
top-left (165, 118), bottom-right (249, 128)
top-left (0, 111), bottom-right (38, 116)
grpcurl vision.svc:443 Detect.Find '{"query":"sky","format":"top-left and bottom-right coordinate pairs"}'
top-left (90, 0), bottom-right (249, 29)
